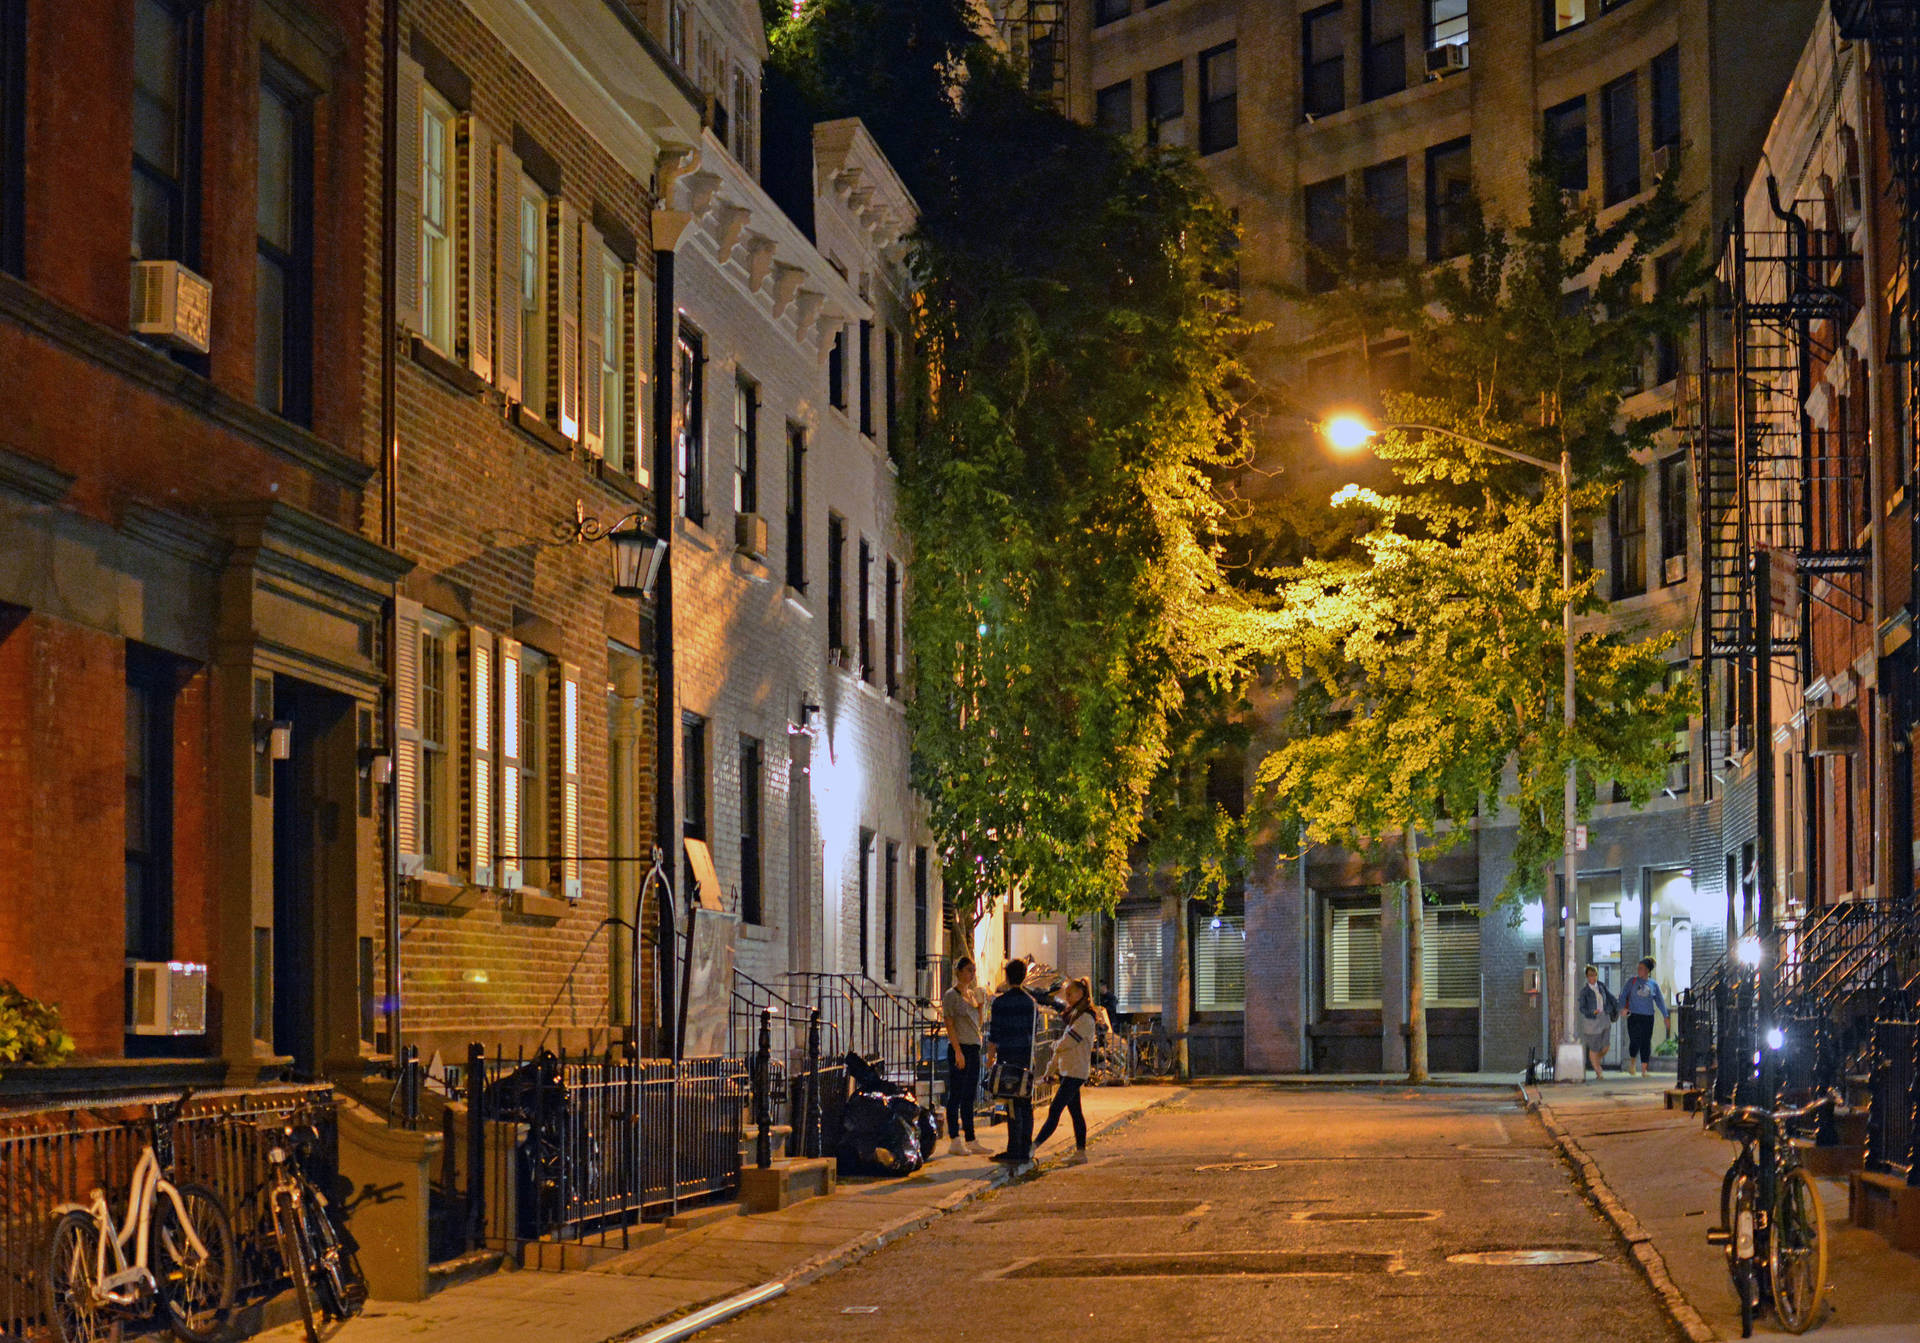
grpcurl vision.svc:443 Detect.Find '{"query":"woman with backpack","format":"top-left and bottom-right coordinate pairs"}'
top-left (1578, 963), bottom-right (1619, 1080)
top-left (1032, 977), bottom-right (1105, 1165)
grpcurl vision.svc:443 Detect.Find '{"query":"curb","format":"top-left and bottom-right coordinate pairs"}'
top-left (1180, 1075), bottom-right (1522, 1090)
top-left (1524, 1087), bottom-right (1718, 1343)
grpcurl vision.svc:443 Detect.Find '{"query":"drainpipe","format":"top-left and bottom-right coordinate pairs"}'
top-left (380, 0), bottom-right (403, 1065)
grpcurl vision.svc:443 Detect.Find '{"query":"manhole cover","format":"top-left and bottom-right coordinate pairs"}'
top-left (1000, 1251), bottom-right (1398, 1280)
top-left (1447, 1250), bottom-right (1603, 1267)
top-left (1294, 1209), bottom-right (1439, 1223)
top-left (1194, 1160), bottom-right (1279, 1172)
top-left (974, 1199), bottom-right (1204, 1223)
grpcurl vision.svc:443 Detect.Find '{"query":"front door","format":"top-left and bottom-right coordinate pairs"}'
top-left (1576, 871), bottom-right (1625, 1066)
top-left (272, 676), bottom-right (354, 1079)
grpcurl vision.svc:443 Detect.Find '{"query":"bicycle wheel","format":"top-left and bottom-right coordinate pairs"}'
top-left (153, 1182), bottom-right (236, 1343)
top-left (275, 1187), bottom-right (321, 1343)
top-left (1727, 1169), bottom-right (1760, 1339)
top-left (43, 1210), bottom-right (122, 1343)
top-left (302, 1191), bottom-right (366, 1323)
top-left (1769, 1165), bottom-right (1828, 1334)
top-left (1719, 1150), bottom-right (1752, 1234)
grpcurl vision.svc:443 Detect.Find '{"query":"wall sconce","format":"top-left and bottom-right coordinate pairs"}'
top-left (255, 718), bottom-right (293, 760)
top-left (790, 701), bottom-right (822, 736)
top-left (525, 501), bottom-right (667, 600)
top-left (358, 747), bottom-right (393, 785)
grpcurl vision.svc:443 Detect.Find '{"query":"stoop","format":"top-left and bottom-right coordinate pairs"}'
top-left (1850, 1169), bottom-right (1920, 1252)
top-left (739, 1157), bottom-right (837, 1214)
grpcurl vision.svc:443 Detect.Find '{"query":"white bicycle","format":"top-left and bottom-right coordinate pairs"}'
top-left (43, 1092), bottom-right (237, 1343)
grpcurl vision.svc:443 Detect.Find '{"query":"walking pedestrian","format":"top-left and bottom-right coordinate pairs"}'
top-left (1033, 976), bottom-right (1105, 1166)
top-left (1620, 957), bottom-right (1671, 1078)
top-left (941, 958), bottom-right (991, 1156)
top-left (1578, 964), bottom-right (1618, 1080)
top-left (985, 958), bottom-right (1041, 1164)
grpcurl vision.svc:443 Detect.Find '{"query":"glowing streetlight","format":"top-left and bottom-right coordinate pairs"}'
top-left (1321, 413), bottom-right (1379, 453)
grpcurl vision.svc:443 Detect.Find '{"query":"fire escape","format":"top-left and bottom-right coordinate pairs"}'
top-left (1002, 0), bottom-right (1068, 109)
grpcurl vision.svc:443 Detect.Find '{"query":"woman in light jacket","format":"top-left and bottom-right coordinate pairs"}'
top-left (1032, 977), bottom-right (1104, 1165)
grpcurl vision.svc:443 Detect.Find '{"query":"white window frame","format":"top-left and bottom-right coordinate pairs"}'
top-left (1325, 900), bottom-right (1383, 1010)
top-left (420, 86), bottom-right (455, 354)
top-left (1420, 903), bottom-right (1481, 1007)
top-left (518, 175), bottom-right (549, 418)
top-left (601, 244), bottom-right (626, 472)
top-left (418, 615), bottom-right (457, 874)
top-left (519, 646), bottom-right (551, 890)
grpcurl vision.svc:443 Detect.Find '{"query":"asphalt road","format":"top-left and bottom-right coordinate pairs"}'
top-left (702, 1086), bottom-right (1680, 1343)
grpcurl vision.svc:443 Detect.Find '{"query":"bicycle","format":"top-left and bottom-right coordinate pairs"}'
top-left (262, 1100), bottom-right (366, 1342)
top-left (1086, 1022), bottom-right (1132, 1087)
top-left (1126, 1021), bottom-right (1178, 1079)
top-left (43, 1091), bottom-right (237, 1343)
top-left (1707, 1091), bottom-right (1836, 1337)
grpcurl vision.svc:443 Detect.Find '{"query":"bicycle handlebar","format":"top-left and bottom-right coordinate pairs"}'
top-left (1714, 1089), bottom-right (1840, 1134)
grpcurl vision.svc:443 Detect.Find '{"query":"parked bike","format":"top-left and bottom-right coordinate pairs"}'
top-left (261, 1100), bottom-right (366, 1342)
top-left (1707, 1091), bottom-right (1835, 1336)
top-left (42, 1091), bottom-right (237, 1343)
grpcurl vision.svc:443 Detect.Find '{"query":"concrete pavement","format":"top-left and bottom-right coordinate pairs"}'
top-left (1532, 1075), bottom-right (1920, 1341)
top-left (260, 1085), bottom-right (1179, 1343)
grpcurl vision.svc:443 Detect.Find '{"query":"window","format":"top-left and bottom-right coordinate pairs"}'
top-left (1611, 469), bottom-right (1646, 598)
top-left (884, 327), bottom-right (899, 454)
top-left (126, 649), bottom-right (177, 963)
top-left (1199, 43), bottom-right (1238, 154)
top-left (1665, 665), bottom-right (1691, 793)
top-left (1652, 251), bottom-right (1681, 385)
top-left (420, 620), bottom-right (455, 874)
top-left (1658, 453), bottom-right (1687, 582)
top-left (859, 317), bottom-right (874, 436)
top-left (1427, 0), bottom-right (1468, 48)
top-left (1325, 901), bottom-right (1382, 1009)
top-left (668, 1), bottom-right (687, 69)
top-left (601, 246), bottom-right (627, 472)
top-left (1302, 4), bottom-right (1345, 118)
top-left (827, 514), bottom-right (847, 657)
top-left (1096, 80), bottom-right (1132, 136)
top-left (884, 839), bottom-right (900, 981)
top-left (676, 324), bottom-right (705, 523)
top-left (1194, 914), bottom-right (1246, 1012)
top-left (732, 67), bottom-right (756, 172)
top-left (739, 736), bottom-right (762, 924)
top-left (256, 67), bottom-right (312, 423)
top-left (1651, 46), bottom-right (1680, 150)
top-left (734, 373), bottom-right (758, 514)
top-left (517, 178), bottom-right (549, 416)
top-left (1304, 175), bottom-right (1347, 293)
top-left (828, 326), bottom-right (847, 409)
top-left (1543, 96), bottom-right (1587, 194)
top-left (1361, 158), bottom-right (1408, 262)
top-left (1094, 0), bottom-right (1129, 24)
top-left (682, 712), bottom-right (707, 905)
top-left (858, 538), bottom-right (874, 682)
top-left (1545, 0), bottom-right (1587, 33)
top-left (1421, 905), bottom-right (1480, 1006)
top-left (1114, 910), bottom-right (1162, 1013)
top-left (1601, 72), bottom-right (1639, 205)
top-left (132, 0), bottom-right (200, 266)
top-left (913, 848), bottom-right (930, 976)
top-left (884, 557), bottom-right (900, 697)
top-left (0, 0), bottom-right (22, 275)
top-left (1146, 61), bottom-right (1184, 147)
top-left (419, 85), bottom-right (455, 353)
top-left (858, 828), bottom-right (874, 976)
top-left (1361, 0), bottom-right (1406, 101)
top-left (519, 647), bottom-right (550, 888)
top-left (1425, 136), bottom-right (1472, 261)
top-left (785, 426), bottom-right (807, 590)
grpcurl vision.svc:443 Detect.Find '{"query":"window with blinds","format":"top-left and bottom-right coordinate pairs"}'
top-left (1422, 904), bottom-right (1481, 1006)
top-left (1326, 903), bottom-right (1382, 1009)
top-left (1114, 910), bottom-right (1162, 1013)
top-left (1195, 915), bottom-right (1246, 1012)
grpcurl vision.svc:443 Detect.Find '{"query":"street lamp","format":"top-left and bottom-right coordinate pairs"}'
top-left (1322, 414), bottom-right (1586, 1084)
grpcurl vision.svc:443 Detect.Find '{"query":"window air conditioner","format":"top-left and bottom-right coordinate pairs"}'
top-left (1651, 144), bottom-right (1675, 179)
top-left (828, 645), bottom-right (849, 670)
top-left (1807, 706), bottom-right (1863, 756)
top-left (735, 511), bottom-right (769, 559)
top-left (131, 259), bottom-right (213, 354)
top-left (126, 961), bottom-right (209, 1036)
top-left (1663, 553), bottom-right (1687, 586)
top-left (1425, 43), bottom-right (1468, 79)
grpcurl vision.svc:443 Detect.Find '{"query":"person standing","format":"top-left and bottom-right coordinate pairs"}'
top-left (1578, 964), bottom-right (1618, 1081)
top-left (941, 958), bottom-right (991, 1156)
top-left (1620, 957), bottom-right (1671, 1078)
top-left (985, 958), bottom-right (1040, 1164)
top-left (1033, 977), bottom-right (1104, 1166)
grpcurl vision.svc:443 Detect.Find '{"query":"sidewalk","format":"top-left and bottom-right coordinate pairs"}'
top-left (1531, 1076), bottom-right (1920, 1341)
top-left (260, 1086), bottom-right (1181, 1343)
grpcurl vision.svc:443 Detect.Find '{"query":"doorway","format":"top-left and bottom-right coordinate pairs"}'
top-left (272, 676), bottom-right (355, 1079)
top-left (1575, 872), bottom-right (1625, 1066)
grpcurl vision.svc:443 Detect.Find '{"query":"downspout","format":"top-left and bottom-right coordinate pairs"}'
top-left (380, 0), bottom-right (403, 1064)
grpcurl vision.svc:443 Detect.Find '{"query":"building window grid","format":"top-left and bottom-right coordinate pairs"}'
top-left (857, 538), bottom-right (874, 683)
top-left (1304, 175), bottom-right (1347, 294)
top-left (1361, 0), bottom-right (1406, 102)
top-left (858, 828), bottom-right (874, 976)
top-left (785, 426), bottom-right (807, 591)
top-left (1601, 72), bottom-right (1640, 206)
top-left (1427, 0), bottom-right (1468, 48)
top-left (1096, 79), bottom-right (1133, 137)
top-left (125, 658), bottom-right (177, 964)
top-left (519, 648), bottom-right (550, 889)
top-left (1425, 136), bottom-right (1472, 262)
top-left (1611, 469), bottom-right (1647, 599)
top-left (132, 0), bottom-right (200, 267)
top-left (739, 736), bottom-right (762, 925)
top-left (1361, 158), bottom-right (1408, 263)
top-left (419, 624), bottom-right (453, 875)
top-left (1094, 0), bottom-right (1130, 25)
top-left (1194, 914), bottom-right (1246, 1013)
top-left (1326, 901), bottom-right (1383, 1009)
top-left (828, 327), bottom-right (847, 409)
top-left (1199, 42), bottom-right (1238, 155)
top-left (256, 67), bottom-right (313, 424)
top-left (1302, 4), bottom-right (1345, 119)
top-left (734, 373), bottom-right (758, 514)
top-left (827, 513), bottom-right (846, 657)
top-left (0, 0), bottom-right (22, 276)
top-left (859, 319), bottom-right (874, 437)
top-left (1658, 452), bottom-right (1687, 582)
top-left (1651, 46), bottom-right (1681, 150)
top-left (519, 180), bottom-right (549, 416)
top-left (602, 247), bottom-right (627, 472)
top-left (419, 86), bottom-right (455, 354)
top-left (677, 325), bottom-right (706, 524)
top-left (1115, 910), bottom-right (1162, 1013)
top-left (883, 840), bottom-right (899, 981)
top-left (1146, 61), bottom-right (1183, 146)
top-left (1543, 96), bottom-right (1588, 194)
top-left (682, 712), bottom-right (707, 906)
top-left (884, 557), bottom-right (900, 698)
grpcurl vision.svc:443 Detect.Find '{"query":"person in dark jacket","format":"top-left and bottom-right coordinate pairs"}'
top-left (1620, 957), bottom-right (1671, 1077)
top-left (1578, 964), bottom-right (1618, 1080)
top-left (985, 959), bottom-right (1040, 1163)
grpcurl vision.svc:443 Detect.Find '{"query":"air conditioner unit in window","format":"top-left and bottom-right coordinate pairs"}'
top-left (1663, 553), bottom-right (1687, 586)
top-left (735, 511), bottom-right (769, 559)
top-left (1651, 144), bottom-right (1676, 179)
top-left (828, 645), bottom-right (849, 670)
top-left (131, 259), bottom-right (213, 354)
top-left (126, 961), bottom-right (209, 1036)
top-left (1808, 706), bottom-right (1863, 756)
top-left (1425, 43), bottom-right (1468, 79)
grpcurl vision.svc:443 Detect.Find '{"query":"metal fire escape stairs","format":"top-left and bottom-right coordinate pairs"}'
top-left (1003, 0), bottom-right (1068, 109)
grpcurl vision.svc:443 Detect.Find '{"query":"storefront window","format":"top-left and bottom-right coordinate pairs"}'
top-left (1326, 901), bottom-right (1382, 1009)
top-left (1195, 914), bottom-right (1245, 1012)
top-left (1114, 910), bottom-right (1162, 1013)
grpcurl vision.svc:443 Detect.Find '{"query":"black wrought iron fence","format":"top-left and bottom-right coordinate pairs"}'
top-left (784, 971), bottom-right (944, 1113)
top-left (0, 1084), bottom-right (334, 1339)
top-left (1865, 993), bottom-right (1920, 1182)
top-left (729, 974), bottom-right (843, 1136)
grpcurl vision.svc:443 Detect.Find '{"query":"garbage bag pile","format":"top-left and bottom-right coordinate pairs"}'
top-left (835, 1051), bottom-right (935, 1175)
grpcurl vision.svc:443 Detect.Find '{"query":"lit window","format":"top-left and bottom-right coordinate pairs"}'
top-left (1115, 910), bottom-right (1163, 1013)
top-left (519, 177), bottom-right (548, 415)
top-left (1421, 905), bottom-right (1480, 1006)
top-left (519, 647), bottom-right (550, 889)
top-left (1195, 915), bottom-right (1246, 1012)
top-left (419, 621), bottom-right (454, 873)
top-left (419, 86), bottom-right (455, 353)
top-left (1326, 902), bottom-right (1382, 1009)
top-left (601, 246), bottom-right (626, 472)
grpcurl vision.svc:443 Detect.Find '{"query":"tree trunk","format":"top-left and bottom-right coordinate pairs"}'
top-left (1404, 827), bottom-right (1429, 1084)
top-left (1164, 888), bottom-right (1192, 1081)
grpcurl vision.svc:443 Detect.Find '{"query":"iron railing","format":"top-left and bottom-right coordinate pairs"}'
top-left (1864, 986), bottom-right (1920, 1182)
top-left (728, 973), bottom-right (843, 1136)
top-left (0, 1084), bottom-right (334, 1339)
top-left (783, 971), bottom-right (945, 1112)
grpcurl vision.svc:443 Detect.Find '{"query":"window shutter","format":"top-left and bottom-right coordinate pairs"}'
top-left (466, 626), bottom-right (496, 887)
top-left (394, 57), bottom-right (426, 336)
top-left (628, 266), bottom-right (650, 486)
top-left (494, 144), bottom-right (523, 403)
top-left (556, 199), bottom-right (581, 440)
top-left (1114, 911), bottom-right (1163, 1013)
top-left (460, 115), bottom-right (494, 382)
top-left (560, 660), bottom-right (582, 900)
top-left (582, 225), bottom-right (605, 457)
top-left (1422, 906), bottom-right (1482, 1005)
top-left (393, 597), bottom-right (425, 874)
top-left (497, 635), bottom-right (523, 889)
top-left (1194, 916), bottom-right (1246, 1012)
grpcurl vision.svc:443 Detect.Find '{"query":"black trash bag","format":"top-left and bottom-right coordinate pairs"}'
top-left (482, 1050), bottom-right (600, 1239)
top-left (837, 1090), bottom-right (924, 1175)
top-left (917, 1104), bottom-right (939, 1154)
top-left (844, 1051), bottom-right (904, 1096)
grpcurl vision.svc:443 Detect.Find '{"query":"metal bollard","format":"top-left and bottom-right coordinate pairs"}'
top-left (755, 1008), bottom-right (773, 1170)
top-left (466, 1042), bottom-right (486, 1248)
top-left (805, 1008), bottom-right (823, 1160)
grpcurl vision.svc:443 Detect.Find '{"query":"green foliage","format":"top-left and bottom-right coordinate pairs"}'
top-left (0, 981), bottom-right (77, 1069)
top-left (1138, 680), bottom-right (1252, 907)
